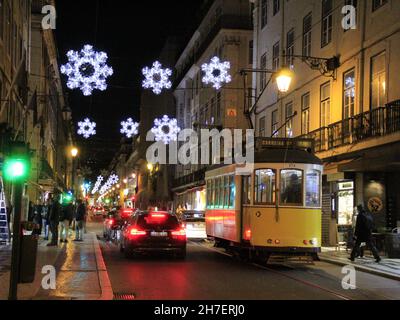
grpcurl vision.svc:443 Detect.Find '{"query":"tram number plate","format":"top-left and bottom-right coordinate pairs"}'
top-left (151, 232), bottom-right (168, 237)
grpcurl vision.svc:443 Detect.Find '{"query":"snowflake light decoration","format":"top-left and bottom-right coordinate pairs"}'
top-left (151, 115), bottom-right (181, 145)
top-left (91, 176), bottom-right (104, 195)
top-left (142, 61), bottom-right (172, 95)
top-left (60, 45), bottom-right (114, 96)
top-left (77, 118), bottom-right (97, 139)
top-left (201, 56), bottom-right (232, 90)
top-left (108, 174), bottom-right (119, 185)
top-left (120, 118), bottom-right (139, 138)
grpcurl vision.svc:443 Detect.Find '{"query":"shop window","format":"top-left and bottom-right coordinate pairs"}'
top-left (306, 170), bottom-right (321, 207)
top-left (280, 170), bottom-right (303, 206)
top-left (254, 169), bottom-right (276, 204)
top-left (338, 181), bottom-right (354, 226)
top-left (242, 176), bottom-right (251, 205)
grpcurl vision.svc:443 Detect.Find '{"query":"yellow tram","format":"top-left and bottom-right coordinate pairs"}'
top-left (205, 139), bottom-right (323, 264)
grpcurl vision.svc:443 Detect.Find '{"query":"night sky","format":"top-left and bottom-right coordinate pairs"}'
top-left (55, 0), bottom-right (205, 176)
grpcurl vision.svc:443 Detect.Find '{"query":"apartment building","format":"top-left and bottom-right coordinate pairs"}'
top-left (250, 0), bottom-right (400, 245)
top-left (173, 0), bottom-right (253, 211)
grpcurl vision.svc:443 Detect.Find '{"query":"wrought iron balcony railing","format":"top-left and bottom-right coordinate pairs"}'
top-left (302, 101), bottom-right (400, 153)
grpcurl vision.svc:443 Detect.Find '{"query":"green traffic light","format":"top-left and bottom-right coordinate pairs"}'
top-left (3, 158), bottom-right (29, 181)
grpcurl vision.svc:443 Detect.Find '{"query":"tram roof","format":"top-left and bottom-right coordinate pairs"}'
top-left (254, 148), bottom-right (323, 165)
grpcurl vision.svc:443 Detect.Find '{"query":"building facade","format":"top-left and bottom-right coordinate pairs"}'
top-left (0, 0), bottom-right (75, 219)
top-left (250, 0), bottom-right (400, 245)
top-left (173, 0), bottom-right (253, 211)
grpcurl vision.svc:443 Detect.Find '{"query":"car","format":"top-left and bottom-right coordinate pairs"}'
top-left (103, 207), bottom-right (137, 241)
top-left (93, 207), bottom-right (106, 216)
top-left (181, 210), bottom-right (207, 240)
top-left (119, 211), bottom-right (186, 259)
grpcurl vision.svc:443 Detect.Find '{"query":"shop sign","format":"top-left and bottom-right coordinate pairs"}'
top-left (367, 197), bottom-right (384, 214)
top-left (327, 172), bottom-right (345, 182)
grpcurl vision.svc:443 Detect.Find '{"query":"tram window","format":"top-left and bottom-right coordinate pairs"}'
top-left (254, 169), bottom-right (276, 204)
top-left (224, 176), bottom-right (230, 208)
top-left (229, 175), bottom-right (235, 208)
top-left (280, 170), bottom-right (303, 206)
top-left (306, 170), bottom-right (321, 207)
top-left (206, 180), bottom-right (212, 208)
top-left (242, 176), bottom-right (251, 205)
top-left (210, 179), bottom-right (215, 208)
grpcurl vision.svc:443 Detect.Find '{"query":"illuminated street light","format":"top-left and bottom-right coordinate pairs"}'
top-left (275, 68), bottom-right (294, 93)
top-left (71, 147), bottom-right (79, 158)
top-left (3, 158), bottom-right (29, 181)
top-left (147, 163), bottom-right (154, 172)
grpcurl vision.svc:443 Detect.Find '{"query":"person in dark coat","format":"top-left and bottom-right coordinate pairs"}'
top-left (350, 205), bottom-right (381, 263)
top-left (60, 200), bottom-right (73, 243)
top-left (74, 199), bottom-right (86, 241)
top-left (47, 194), bottom-right (61, 246)
top-left (32, 200), bottom-right (43, 236)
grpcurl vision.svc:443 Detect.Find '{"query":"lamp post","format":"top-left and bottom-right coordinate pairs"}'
top-left (70, 147), bottom-right (78, 193)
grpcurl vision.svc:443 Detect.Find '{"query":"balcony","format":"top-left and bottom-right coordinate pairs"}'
top-left (303, 101), bottom-right (400, 154)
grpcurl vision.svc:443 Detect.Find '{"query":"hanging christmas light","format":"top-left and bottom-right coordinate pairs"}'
top-left (120, 118), bottom-right (139, 138)
top-left (60, 44), bottom-right (114, 96)
top-left (151, 115), bottom-right (181, 145)
top-left (142, 61), bottom-right (172, 95)
top-left (201, 56), bottom-right (232, 90)
top-left (91, 175), bottom-right (104, 195)
top-left (109, 174), bottom-right (119, 185)
top-left (77, 118), bottom-right (97, 139)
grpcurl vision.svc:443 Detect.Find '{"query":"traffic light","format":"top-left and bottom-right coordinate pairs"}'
top-left (3, 157), bottom-right (30, 182)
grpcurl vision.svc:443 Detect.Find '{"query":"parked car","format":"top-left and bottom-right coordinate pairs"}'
top-left (181, 210), bottom-right (207, 240)
top-left (119, 211), bottom-right (186, 259)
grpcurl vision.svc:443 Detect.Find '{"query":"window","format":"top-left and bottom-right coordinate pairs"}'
top-left (343, 69), bottom-right (355, 119)
top-left (273, 0), bottom-right (280, 16)
top-left (261, 0), bottom-right (268, 28)
top-left (242, 176), bottom-right (251, 205)
top-left (302, 93), bottom-right (310, 135)
top-left (215, 178), bottom-right (221, 208)
top-left (321, 82), bottom-right (331, 127)
top-left (371, 52), bottom-right (386, 109)
top-left (272, 42), bottom-right (280, 71)
top-left (229, 176), bottom-right (235, 208)
top-left (286, 29), bottom-right (295, 67)
top-left (372, 0), bottom-right (387, 11)
top-left (207, 180), bottom-right (212, 208)
top-left (255, 169), bottom-right (276, 204)
top-left (285, 102), bottom-right (294, 138)
top-left (249, 40), bottom-right (254, 65)
top-left (224, 176), bottom-right (230, 208)
top-left (260, 53), bottom-right (267, 90)
top-left (321, 0), bottom-right (333, 47)
top-left (272, 110), bottom-right (278, 137)
top-left (259, 116), bottom-right (266, 137)
top-left (303, 13), bottom-right (312, 57)
top-left (280, 170), bottom-right (303, 206)
top-left (306, 170), bottom-right (321, 207)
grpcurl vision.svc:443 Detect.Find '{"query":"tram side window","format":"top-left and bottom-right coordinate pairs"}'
top-left (229, 175), bottom-right (235, 208)
top-left (206, 180), bottom-right (212, 208)
top-left (306, 170), bottom-right (321, 207)
top-left (242, 176), bottom-right (251, 205)
top-left (254, 169), bottom-right (276, 204)
top-left (224, 176), bottom-right (230, 208)
top-left (280, 170), bottom-right (303, 206)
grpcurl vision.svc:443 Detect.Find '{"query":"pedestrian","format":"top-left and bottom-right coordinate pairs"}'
top-left (32, 200), bottom-right (43, 236)
top-left (47, 193), bottom-right (61, 247)
top-left (42, 199), bottom-right (50, 240)
top-left (74, 199), bottom-right (86, 242)
top-left (60, 199), bottom-right (73, 243)
top-left (350, 204), bottom-right (381, 263)
top-left (5, 199), bottom-right (13, 241)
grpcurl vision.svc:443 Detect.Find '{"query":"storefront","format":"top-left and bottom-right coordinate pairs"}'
top-left (175, 187), bottom-right (206, 212)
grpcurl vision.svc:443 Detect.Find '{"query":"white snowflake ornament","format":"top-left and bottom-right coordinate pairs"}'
top-left (91, 176), bottom-right (104, 195)
top-left (77, 118), bottom-right (97, 139)
top-left (120, 118), bottom-right (139, 138)
top-left (201, 56), bottom-right (232, 90)
top-left (60, 45), bottom-right (114, 96)
top-left (151, 115), bottom-right (181, 145)
top-left (142, 61), bottom-right (172, 95)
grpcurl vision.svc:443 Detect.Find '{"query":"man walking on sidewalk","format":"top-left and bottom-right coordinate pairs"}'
top-left (60, 199), bottom-right (73, 243)
top-left (74, 199), bottom-right (86, 242)
top-left (47, 194), bottom-right (61, 247)
top-left (350, 205), bottom-right (381, 263)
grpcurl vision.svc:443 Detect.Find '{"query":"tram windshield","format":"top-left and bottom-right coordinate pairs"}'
top-left (280, 170), bottom-right (303, 206)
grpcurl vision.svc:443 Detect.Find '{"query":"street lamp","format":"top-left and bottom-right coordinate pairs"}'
top-left (275, 68), bottom-right (294, 94)
top-left (70, 147), bottom-right (79, 193)
top-left (71, 147), bottom-right (78, 158)
top-left (147, 163), bottom-right (154, 172)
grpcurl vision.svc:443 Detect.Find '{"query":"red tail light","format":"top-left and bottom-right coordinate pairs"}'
top-left (171, 228), bottom-right (186, 240)
top-left (129, 228), bottom-right (146, 238)
top-left (150, 213), bottom-right (167, 219)
top-left (244, 229), bottom-right (251, 240)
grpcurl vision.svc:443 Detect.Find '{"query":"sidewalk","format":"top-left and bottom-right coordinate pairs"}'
top-left (0, 231), bottom-right (113, 300)
top-left (319, 247), bottom-right (400, 281)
